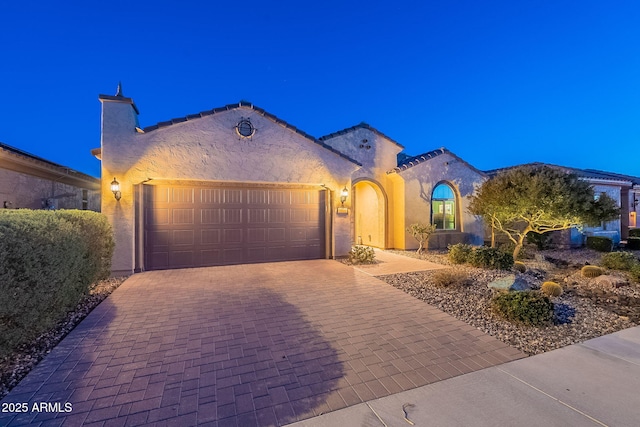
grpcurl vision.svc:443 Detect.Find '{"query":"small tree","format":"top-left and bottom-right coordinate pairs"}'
top-left (468, 165), bottom-right (619, 259)
top-left (407, 223), bottom-right (437, 254)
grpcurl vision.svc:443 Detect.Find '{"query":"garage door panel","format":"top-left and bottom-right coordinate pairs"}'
top-left (290, 209), bottom-right (308, 222)
top-left (173, 230), bottom-right (194, 245)
top-left (224, 189), bottom-right (242, 204)
top-left (171, 251), bottom-right (194, 267)
top-left (149, 252), bottom-right (169, 269)
top-left (223, 248), bottom-right (244, 264)
top-left (200, 188), bottom-right (222, 204)
top-left (148, 230), bottom-right (170, 246)
top-left (224, 229), bottom-right (243, 243)
top-left (201, 249), bottom-right (222, 265)
top-left (268, 228), bottom-right (286, 242)
top-left (269, 209), bottom-right (286, 223)
top-left (248, 228), bottom-right (266, 243)
top-left (144, 184), bottom-right (325, 270)
top-left (172, 188), bottom-right (194, 203)
top-left (147, 209), bottom-right (169, 225)
top-left (201, 209), bottom-right (221, 224)
top-left (224, 209), bottom-right (242, 224)
top-left (201, 229), bottom-right (221, 244)
top-left (248, 209), bottom-right (266, 223)
top-left (173, 209), bottom-right (194, 224)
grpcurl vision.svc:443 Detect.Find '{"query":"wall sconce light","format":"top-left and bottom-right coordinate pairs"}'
top-left (632, 197), bottom-right (639, 210)
top-left (111, 177), bottom-right (122, 201)
top-left (340, 186), bottom-right (349, 206)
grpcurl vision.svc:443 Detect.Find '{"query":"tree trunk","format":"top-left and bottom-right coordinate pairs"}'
top-left (512, 232), bottom-right (528, 260)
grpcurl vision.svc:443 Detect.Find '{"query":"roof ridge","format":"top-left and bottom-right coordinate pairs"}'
top-left (0, 141), bottom-right (99, 181)
top-left (140, 103), bottom-right (363, 167)
top-left (318, 122), bottom-right (404, 148)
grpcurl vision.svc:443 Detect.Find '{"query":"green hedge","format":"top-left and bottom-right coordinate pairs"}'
top-left (586, 236), bottom-right (613, 252)
top-left (629, 229), bottom-right (640, 238)
top-left (0, 210), bottom-right (114, 357)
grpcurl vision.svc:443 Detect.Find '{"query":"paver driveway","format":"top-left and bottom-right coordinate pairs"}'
top-left (0, 260), bottom-right (525, 426)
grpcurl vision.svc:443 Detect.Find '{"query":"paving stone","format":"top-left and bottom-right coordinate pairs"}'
top-left (0, 260), bottom-right (524, 425)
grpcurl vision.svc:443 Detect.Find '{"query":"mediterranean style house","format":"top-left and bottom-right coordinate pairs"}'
top-left (97, 87), bottom-right (639, 275)
top-left (0, 142), bottom-right (100, 211)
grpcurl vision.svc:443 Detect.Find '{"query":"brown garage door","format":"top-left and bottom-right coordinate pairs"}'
top-left (143, 183), bottom-right (327, 270)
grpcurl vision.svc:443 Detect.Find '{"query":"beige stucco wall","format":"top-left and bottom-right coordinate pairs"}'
top-left (0, 168), bottom-right (99, 211)
top-left (396, 153), bottom-right (486, 249)
top-left (321, 128), bottom-right (403, 248)
top-left (101, 100), bottom-right (360, 273)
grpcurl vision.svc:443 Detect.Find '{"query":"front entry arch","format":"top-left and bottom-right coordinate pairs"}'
top-left (353, 179), bottom-right (386, 248)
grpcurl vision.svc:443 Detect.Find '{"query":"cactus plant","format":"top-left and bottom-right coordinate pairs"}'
top-left (541, 281), bottom-right (563, 297)
top-left (581, 265), bottom-right (603, 278)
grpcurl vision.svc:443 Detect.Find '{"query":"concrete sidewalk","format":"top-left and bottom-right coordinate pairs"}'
top-left (352, 249), bottom-right (448, 276)
top-left (289, 325), bottom-right (640, 427)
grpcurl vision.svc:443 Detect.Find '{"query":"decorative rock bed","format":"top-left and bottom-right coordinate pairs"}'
top-left (380, 248), bottom-right (639, 356)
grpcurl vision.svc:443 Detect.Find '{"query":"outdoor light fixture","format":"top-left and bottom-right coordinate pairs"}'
top-left (632, 197), bottom-right (639, 210)
top-left (340, 186), bottom-right (349, 206)
top-left (111, 177), bottom-right (122, 201)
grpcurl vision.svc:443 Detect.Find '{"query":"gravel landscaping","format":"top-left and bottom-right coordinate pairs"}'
top-left (0, 276), bottom-right (128, 400)
top-left (380, 248), bottom-right (640, 356)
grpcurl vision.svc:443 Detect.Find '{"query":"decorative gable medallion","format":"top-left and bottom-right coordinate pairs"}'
top-left (235, 118), bottom-right (255, 139)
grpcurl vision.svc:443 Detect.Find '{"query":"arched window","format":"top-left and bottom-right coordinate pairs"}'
top-left (432, 183), bottom-right (456, 230)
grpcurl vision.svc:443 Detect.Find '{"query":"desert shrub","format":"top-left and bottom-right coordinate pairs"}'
top-left (448, 243), bottom-right (474, 264)
top-left (432, 269), bottom-right (471, 287)
top-left (541, 281), bottom-right (563, 297)
top-left (629, 229), bottom-right (640, 238)
top-left (627, 237), bottom-right (640, 250)
top-left (601, 252), bottom-right (638, 271)
top-left (0, 210), bottom-right (115, 357)
top-left (526, 231), bottom-right (553, 250)
top-left (55, 210), bottom-right (115, 282)
top-left (491, 291), bottom-right (554, 326)
top-left (406, 223), bottom-right (437, 254)
top-left (469, 247), bottom-right (514, 270)
top-left (348, 245), bottom-right (376, 264)
top-left (581, 265), bottom-right (603, 278)
top-left (513, 261), bottom-right (526, 273)
top-left (630, 264), bottom-right (640, 283)
top-left (586, 236), bottom-right (613, 252)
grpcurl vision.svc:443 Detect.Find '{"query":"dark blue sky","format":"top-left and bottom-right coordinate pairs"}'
top-left (2, 1), bottom-right (639, 178)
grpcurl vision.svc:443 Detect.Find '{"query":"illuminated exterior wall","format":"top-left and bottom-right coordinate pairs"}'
top-left (395, 153), bottom-right (486, 249)
top-left (100, 97), bottom-right (360, 274)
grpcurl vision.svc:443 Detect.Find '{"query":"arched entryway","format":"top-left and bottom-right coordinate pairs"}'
top-left (353, 179), bottom-right (386, 248)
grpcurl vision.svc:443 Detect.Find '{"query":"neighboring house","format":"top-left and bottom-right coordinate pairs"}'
top-left (0, 142), bottom-right (100, 211)
top-left (97, 89), bottom-right (484, 274)
top-left (486, 163), bottom-right (640, 247)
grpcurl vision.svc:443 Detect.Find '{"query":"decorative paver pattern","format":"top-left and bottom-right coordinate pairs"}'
top-left (0, 260), bottom-right (525, 426)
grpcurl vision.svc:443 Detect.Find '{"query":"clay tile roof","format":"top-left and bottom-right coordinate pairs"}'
top-left (388, 147), bottom-right (486, 176)
top-left (140, 102), bottom-right (362, 166)
top-left (485, 163), bottom-right (640, 185)
top-left (318, 122), bottom-right (404, 148)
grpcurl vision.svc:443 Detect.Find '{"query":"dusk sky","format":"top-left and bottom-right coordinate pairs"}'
top-left (2, 1), bottom-right (639, 178)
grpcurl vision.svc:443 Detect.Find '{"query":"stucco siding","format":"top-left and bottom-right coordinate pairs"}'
top-left (397, 153), bottom-right (485, 249)
top-left (101, 102), bottom-right (359, 273)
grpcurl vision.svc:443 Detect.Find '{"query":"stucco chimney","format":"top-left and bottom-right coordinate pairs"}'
top-left (98, 83), bottom-right (140, 142)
